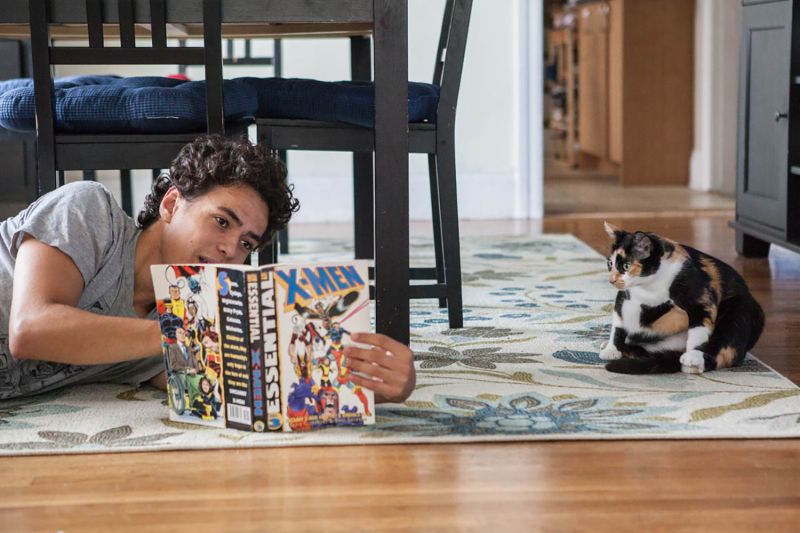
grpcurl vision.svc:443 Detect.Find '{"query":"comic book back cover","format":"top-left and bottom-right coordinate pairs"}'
top-left (151, 264), bottom-right (225, 428)
top-left (273, 261), bottom-right (375, 431)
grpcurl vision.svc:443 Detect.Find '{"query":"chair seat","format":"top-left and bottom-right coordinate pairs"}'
top-left (0, 75), bottom-right (258, 133)
top-left (241, 77), bottom-right (440, 128)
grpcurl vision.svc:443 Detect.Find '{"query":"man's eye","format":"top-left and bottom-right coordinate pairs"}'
top-left (241, 241), bottom-right (254, 252)
top-left (215, 216), bottom-right (228, 228)
top-left (623, 262), bottom-right (631, 272)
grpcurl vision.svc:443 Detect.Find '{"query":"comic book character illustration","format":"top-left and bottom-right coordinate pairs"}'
top-left (200, 329), bottom-right (222, 379)
top-left (288, 314), bottom-right (321, 380)
top-left (155, 264), bottom-right (222, 424)
top-left (294, 291), bottom-right (360, 332)
top-left (286, 378), bottom-right (321, 431)
top-left (191, 376), bottom-right (220, 420)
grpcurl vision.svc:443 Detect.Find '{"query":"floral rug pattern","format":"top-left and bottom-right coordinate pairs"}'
top-left (1, 234), bottom-right (799, 455)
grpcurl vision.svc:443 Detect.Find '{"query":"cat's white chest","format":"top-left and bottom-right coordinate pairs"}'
top-left (619, 259), bottom-right (684, 335)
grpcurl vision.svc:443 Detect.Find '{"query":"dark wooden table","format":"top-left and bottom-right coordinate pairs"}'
top-left (0, 0), bottom-right (411, 345)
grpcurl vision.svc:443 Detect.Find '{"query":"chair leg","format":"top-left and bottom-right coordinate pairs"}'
top-left (258, 239), bottom-right (279, 266)
top-left (278, 149), bottom-right (289, 254)
top-left (83, 170), bottom-right (96, 181)
top-left (120, 169), bottom-right (133, 217)
top-left (353, 151), bottom-right (374, 260)
top-left (427, 153), bottom-right (447, 308)
top-left (436, 143), bottom-right (463, 329)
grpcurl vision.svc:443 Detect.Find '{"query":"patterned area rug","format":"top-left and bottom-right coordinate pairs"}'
top-left (1, 234), bottom-right (799, 455)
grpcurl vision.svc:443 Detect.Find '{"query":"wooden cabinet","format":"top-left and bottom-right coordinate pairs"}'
top-left (577, 2), bottom-right (609, 159)
top-left (575, 0), bottom-right (694, 185)
top-left (732, 0), bottom-right (799, 256)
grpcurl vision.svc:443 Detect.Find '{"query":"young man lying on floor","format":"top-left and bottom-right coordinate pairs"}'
top-left (0, 135), bottom-right (415, 403)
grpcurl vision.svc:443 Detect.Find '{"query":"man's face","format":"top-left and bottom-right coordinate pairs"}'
top-left (176, 328), bottom-right (186, 343)
top-left (161, 185), bottom-right (269, 266)
top-left (169, 286), bottom-right (180, 300)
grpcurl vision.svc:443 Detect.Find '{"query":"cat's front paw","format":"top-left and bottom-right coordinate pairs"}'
top-left (680, 350), bottom-right (706, 374)
top-left (599, 344), bottom-right (623, 360)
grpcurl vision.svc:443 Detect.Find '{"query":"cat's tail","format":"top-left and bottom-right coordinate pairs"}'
top-left (605, 353), bottom-right (682, 374)
top-left (704, 293), bottom-right (765, 370)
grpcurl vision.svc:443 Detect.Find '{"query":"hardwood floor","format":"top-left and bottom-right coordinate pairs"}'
top-left (2, 214), bottom-right (799, 532)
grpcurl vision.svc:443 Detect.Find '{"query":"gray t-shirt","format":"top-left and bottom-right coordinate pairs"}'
top-left (0, 181), bottom-right (163, 399)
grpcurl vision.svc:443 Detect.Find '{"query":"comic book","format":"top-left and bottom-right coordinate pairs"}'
top-left (150, 260), bottom-right (374, 432)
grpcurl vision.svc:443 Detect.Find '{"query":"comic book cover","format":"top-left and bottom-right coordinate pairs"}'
top-left (151, 264), bottom-right (225, 429)
top-left (273, 261), bottom-right (375, 431)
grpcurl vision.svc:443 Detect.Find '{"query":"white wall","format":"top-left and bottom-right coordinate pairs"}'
top-left (690, 0), bottom-right (740, 195)
top-left (57, 0), bottom-right (536, 223)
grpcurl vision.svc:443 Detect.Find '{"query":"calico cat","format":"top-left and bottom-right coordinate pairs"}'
top-left (598, 222), bottom-right (764, 374)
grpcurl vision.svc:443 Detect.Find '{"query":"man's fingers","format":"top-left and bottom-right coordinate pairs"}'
top-left (346, 356), bottom-right (398, 385)
top-left (344, 345), bottom-right (405, 371)
top-left (349, 373), bottom-right (402, 401)
top-left (350, 332), bottom-right (408, 356)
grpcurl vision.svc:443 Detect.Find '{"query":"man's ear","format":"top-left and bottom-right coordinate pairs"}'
top-left (632, 232), bottom-right (652, 260)
top-left (604, 221), bottom-right (623, 241)
top-left (159, 186), bottom-right (181, 223)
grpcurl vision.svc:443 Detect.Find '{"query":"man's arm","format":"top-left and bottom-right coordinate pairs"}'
top-left (9, 236), bottom-right (162, 364)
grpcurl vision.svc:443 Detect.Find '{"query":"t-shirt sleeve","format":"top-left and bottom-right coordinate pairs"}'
top-left (10, 182), bottom-right (120, 285)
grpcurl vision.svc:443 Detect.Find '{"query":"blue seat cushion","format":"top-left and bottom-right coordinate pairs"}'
top-left (239, 77), bottom-right (440, 128)
top-left (0, 75), bottom-right (258, 133)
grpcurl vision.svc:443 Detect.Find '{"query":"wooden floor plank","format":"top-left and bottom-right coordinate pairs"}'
top-left (2, 214), bottom-right (799, 532)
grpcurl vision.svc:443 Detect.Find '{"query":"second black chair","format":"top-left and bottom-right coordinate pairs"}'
top-left (256, 0), bottom-right (472, 329)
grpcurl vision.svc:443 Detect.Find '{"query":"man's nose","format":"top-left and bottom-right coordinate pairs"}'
top-left (217, 237), bottom-right (238, 259)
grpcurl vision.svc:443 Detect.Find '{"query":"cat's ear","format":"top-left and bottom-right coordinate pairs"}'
top-left (604, 221), bottom-right (623, 241)
top-left (632, 232), bottom-right (652, 260)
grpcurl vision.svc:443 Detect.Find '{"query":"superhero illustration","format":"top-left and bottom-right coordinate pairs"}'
top-left (275, 262), bottom-right (374, 431)
top-left (151, 264), bottom-right (224, 428)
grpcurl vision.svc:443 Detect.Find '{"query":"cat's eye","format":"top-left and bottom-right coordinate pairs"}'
top-left (606, 259), bottom-right (613, 271)
top-left (623, 262), bottom-right (631, 272)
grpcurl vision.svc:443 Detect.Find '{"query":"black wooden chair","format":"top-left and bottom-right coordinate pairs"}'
top-left (256, 0), bottom-right (472, 329)
top-left (28, 0), bottom-right (232, 202)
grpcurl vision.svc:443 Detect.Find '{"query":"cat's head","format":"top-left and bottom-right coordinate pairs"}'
top-left (603, 222), bottom-right (663, 289)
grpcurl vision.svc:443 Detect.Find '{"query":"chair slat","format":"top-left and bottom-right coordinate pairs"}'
top-left (86, 0), bottom-right (104, 48)
top-left (51, 47), bottom-right (205, 65)
top-left (203, 0), bottom-right (225, 134)
top-left (150, 0), bottom-right (167, 48)
top-left (118, 0), bottom-right (136, 48)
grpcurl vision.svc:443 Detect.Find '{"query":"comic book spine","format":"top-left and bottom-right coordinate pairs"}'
top-left (245, 270), bottom-right (268, 432)
top-left (216, 267), bottom-right (254, 431)
top-left (259, 268), bottom-right (283, 431)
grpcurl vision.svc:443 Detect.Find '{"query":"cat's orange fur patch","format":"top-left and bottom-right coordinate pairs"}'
top-left (650, 306), bottom-right (689, 336)
top-left (700, 257), bottom-right (723, 301)
top-left (665, 240), bottom-right (689, 261)
top-left (715, 347), bottom-right (738, 368)
top-left (627, 260), bottom-right (642, 277)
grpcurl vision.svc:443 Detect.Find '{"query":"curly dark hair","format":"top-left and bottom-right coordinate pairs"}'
top-left (137, 134), bottom-right (299, 247)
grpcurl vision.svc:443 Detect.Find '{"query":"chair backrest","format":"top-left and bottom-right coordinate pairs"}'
top-left (432, 0), bottom-right (473, 127)
top-left (28, 0), bottom-right (224, 193)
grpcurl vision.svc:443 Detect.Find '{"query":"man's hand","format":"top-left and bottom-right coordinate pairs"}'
top-left (344, 332), bottom-right (416, 404)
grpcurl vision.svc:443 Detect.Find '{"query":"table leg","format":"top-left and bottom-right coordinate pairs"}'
top-left (372, 0), bottom-right (409, 345)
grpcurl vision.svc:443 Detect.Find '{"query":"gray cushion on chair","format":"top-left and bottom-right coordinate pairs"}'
top-left (239, 77), bottom-right (440, 128)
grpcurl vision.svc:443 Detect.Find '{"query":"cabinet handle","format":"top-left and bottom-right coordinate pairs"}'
top-left (775, 111), bottom-right (788, 121)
